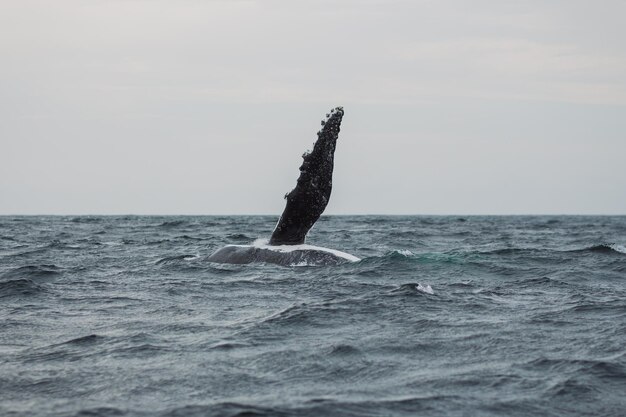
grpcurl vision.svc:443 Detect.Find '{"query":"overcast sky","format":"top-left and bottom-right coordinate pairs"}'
top-left (1, 0), bottom-right (625, 215)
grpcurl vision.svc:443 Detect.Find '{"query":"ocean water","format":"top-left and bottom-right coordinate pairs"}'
top-left (1, 215), bottom-right (625, 416)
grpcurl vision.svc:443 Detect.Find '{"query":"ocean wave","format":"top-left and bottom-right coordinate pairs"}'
top-left (226, 233), bottom-right (252, 241)
top-left (356, 250), bottom-right (465, 267)
top-left (109, 343), bottom-right (171, 357)
top-left (388, 230), bottom-right (423, 238)
top-left (524, 357), bottom-right (626, 379)
top-left (239, 297), bottom-right (380, 333)
top-left (161, 403), bottom-right (279, 417)
top-left (328, 343), bottom-right (361, 356)
top-left (60, 334), bottom-right (103, 346)
top-left (70, 216), bottom-right (102, 224)
top-left (47, 240), bottom-right (82, 250)
top-left (1, 264), bottom-right (61, 281)
top-left (545, 377), bottom-right (597, 399)
top-left (515, 276), bottom-right (572, 288)
top-left (144, 239), bottom-right (171, 245)
top-left (158, 220), bottom-right (187, 228)
top-left (72, 407), bottom-right (125, 417)
top-left (575, 244), bottom-right (626, 255)
top-left (465, 244), bottom-right (626, 258)
top-left (20, 336), bottom-right (109, 365)
top-left (208, 341), bottom-right (251, 351)
top-left (156, 254), bottom-right (199, 265)
top-left (161, 396), bottom-right (465, 417)
top-left (177, 235), bottom-right (203, 241)
top-left (0, 278), bottom-right (48, 298)
top-left (567, 300), bottom-right (626, 314)
top-left (476, 247), bottom-right (544, 256)
top-left (389, 283), bottom-right (435, 295)
top-left (393, 249), bottom-right (415, 257)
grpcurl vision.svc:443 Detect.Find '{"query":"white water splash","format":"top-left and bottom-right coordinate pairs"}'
top-left (610, 244), bottom-right (626, 254)
top-left (416, 284), bottom-right (434, 294)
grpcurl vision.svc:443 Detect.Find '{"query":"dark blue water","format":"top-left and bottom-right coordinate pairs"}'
top-left (1, 215), bottom-right (625, 416)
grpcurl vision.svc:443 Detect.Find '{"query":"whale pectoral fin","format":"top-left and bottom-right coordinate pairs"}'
top-left (269, 107), bottom-right (344, 246)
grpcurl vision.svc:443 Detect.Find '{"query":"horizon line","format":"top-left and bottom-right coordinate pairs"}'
top-left (1, 213), bottom-right (625, 217)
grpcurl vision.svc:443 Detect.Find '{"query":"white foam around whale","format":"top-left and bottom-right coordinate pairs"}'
top-left (244, 238), bottom-right (361, 262)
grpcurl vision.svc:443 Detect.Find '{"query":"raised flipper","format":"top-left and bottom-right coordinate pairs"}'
top-left (269, 107), bottom-right (344, 245)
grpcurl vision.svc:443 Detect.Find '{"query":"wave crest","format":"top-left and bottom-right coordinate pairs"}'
top-left (1, 265), bottom-right (61, 281)
top-left (572, 244), bottom-right (626, 255)
top-left (156, 254), bottom-right (198, 265)
top-left (0, 279), bottom-right (48, 298)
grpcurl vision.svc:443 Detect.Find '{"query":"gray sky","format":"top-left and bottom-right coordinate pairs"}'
top-left (2, 0), bottom-right (625, 215)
